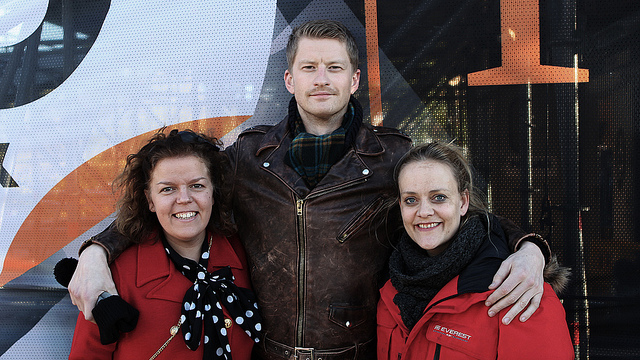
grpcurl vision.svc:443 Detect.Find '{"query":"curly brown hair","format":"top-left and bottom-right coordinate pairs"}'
top-left (113, 128), bottom-right (234, 244)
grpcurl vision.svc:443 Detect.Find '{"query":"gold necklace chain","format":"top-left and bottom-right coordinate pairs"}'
top-left (148, 316), bottom-right (184, 360)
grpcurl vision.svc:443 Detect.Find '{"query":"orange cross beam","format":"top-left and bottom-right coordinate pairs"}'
top-left (468, 0), bottom-right (588, 86)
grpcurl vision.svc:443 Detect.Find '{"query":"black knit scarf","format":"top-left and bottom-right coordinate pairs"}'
top-left (389, 216), bottom-right (486, 330)
top-left (161, 233), bottom-right (263, 360)
top-left (286, 95), bottom-right (363, 188)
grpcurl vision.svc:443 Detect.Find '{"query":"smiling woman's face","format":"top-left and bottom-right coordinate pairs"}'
top-left (398, 160), bottom-right (469, 256)
top-left (146, 155), bottom-right (213, 249)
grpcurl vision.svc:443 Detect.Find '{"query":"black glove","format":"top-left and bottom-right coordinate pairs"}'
top-left (92, 292), bottom-right (139, 344)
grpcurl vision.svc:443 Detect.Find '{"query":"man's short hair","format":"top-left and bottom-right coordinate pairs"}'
top-left (286, 19), bottom-right (359, 72)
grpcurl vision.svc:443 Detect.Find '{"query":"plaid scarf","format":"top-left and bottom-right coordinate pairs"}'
top-left (286, 96), bottom-right (363, 188)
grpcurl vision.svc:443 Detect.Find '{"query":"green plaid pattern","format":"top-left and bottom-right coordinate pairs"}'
top-left (286, 99), bottom-right (358, 188)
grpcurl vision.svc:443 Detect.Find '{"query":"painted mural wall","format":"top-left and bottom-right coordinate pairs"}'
top-left (1, 0), bottom-right (638, 358)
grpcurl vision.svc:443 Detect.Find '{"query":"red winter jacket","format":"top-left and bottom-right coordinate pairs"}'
top-left (70, 231), bottom-right (256, 360)
top-left (377, 279), bottom-right (574, 360)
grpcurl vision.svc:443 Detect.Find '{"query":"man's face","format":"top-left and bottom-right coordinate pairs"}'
top-left (284, 37), bottom-right (360, 130)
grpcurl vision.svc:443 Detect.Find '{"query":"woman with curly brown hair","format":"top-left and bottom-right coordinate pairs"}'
top-left (70, 129), bottom-right (262, 360)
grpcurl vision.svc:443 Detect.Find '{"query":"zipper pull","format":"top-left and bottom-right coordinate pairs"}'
top-left (296, 199), bottom-right (303, 216)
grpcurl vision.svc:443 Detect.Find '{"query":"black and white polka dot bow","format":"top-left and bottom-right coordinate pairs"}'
top-left (162, 235), bottom-right (262, 360)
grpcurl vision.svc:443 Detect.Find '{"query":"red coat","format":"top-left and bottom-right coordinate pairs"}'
top-left (377, 279), bottom-right (574, 360)
top-left (70, 232), bottom-right (255, 360)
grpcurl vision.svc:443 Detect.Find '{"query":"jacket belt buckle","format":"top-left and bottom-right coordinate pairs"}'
top-left (294, 347), bottom-right (315, 360)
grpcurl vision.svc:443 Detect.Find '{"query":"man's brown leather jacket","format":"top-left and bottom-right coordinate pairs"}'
top-left (225, 117), bottom-right (412, 359)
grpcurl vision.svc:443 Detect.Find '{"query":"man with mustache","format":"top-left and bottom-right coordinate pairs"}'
top-left (69, 19), bottom-right (550, 359)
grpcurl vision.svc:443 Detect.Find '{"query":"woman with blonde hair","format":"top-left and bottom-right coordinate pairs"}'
top-left (377, 142), bottom-right (574, 359)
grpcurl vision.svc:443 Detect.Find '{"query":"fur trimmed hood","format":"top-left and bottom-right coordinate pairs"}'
top-left (544, 255), bottom-right (571, 295)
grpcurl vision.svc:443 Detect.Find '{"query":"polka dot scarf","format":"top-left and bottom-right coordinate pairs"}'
top-left (161, 234), bottom-right (262, 359)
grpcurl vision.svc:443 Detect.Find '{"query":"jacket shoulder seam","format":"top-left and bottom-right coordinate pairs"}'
top-left (370, 126), bottom-right (411, 139)
top-left (238, 125), bottom-right (271, 137)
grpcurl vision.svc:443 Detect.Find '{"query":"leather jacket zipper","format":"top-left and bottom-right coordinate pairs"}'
top-left (296, 198), bottom-right (305, 346)
top-left (308, 176), bottom-right (368, 200)
top-left (294, 177), bottom-right (369, 346)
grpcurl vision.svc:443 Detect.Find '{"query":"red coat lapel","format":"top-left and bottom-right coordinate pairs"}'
top-left (134, 232), bottom-right (245, 303)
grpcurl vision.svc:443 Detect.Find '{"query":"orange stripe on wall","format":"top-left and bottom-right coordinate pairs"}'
top-left (364, 0), bottom-right (383, 126)
top-left (0, 116), bottom-right (249, 286)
